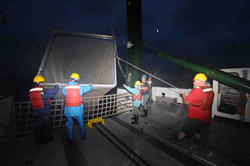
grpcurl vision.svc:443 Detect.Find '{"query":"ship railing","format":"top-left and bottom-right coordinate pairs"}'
top-left (12, 93), bottom-right (132, 137)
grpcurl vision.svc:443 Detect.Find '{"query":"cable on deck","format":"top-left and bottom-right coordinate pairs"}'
top-left (111, 116), bottom-right (218, 166)
top-left (94, 123), bottom-right (152, 166)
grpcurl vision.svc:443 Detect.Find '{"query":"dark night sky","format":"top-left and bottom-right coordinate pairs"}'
top-left (1, 0), bottom-right (250, 100)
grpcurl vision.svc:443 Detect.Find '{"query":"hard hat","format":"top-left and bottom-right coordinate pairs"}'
top-left (141, 74), bottom-right (147, 79)
top-left (135, 81), bottom-right (142, 86)
top-left (33, 76), bottom-right (45, 83)
top-left (70, 73), bottom-right (80, 80)
top-left (193, 73), bottom-right (207, 82)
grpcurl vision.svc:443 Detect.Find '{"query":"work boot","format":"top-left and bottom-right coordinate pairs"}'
top-left (66, 138), bottom-right (73, 145)
top-left (141, 109), bottom-right (148, 117)
top-left (43, 136), bottom-right (54, 144)
top-left (144, 109), bottom-right (148, 117)
top-left (193, 139), bottom-right (204, 150)
top-left (131, 115), bottom-right (135, 120)
top-left (131, 115), bottom-right (138, 124)
top-left (81, 133), bottom-right (86, 140)
top-left (131, 115), bottom-right (136, 124)
top-left (170, 135), bottom-right (181, 146)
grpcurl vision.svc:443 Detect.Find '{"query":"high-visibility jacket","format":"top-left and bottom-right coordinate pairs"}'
top-left (132, 90), bottom-right (142, 101)
top-left (29, 87), bottom-right (44, 108)
top-left (65, 85), bottom-right (81, 107)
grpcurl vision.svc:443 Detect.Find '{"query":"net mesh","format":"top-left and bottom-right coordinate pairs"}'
top-left (41, 32), bottom-right (116, 98)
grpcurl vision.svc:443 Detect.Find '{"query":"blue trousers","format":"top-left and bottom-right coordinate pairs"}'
top-left (66, 114), bottom-right (85, 140)
top-left (34, 115), bottom-right (52, 144)
top-left (142, 95), bottom-right (150, 109)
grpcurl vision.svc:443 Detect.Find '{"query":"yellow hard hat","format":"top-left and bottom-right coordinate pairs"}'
top-left (33, 76), bottom-right (45, 83)
top-left (193, 73), bottom-right (207, 82)
top-left (135, 81), bottom-right (142, 86)
top-left (70, 73), bottom-right (80, 80)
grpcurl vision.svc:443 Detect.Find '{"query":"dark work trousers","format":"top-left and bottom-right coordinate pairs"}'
top-left (34, 115), bottom-right (52, 144)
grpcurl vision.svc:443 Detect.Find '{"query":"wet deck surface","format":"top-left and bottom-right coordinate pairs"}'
top-left (1, 102), bottom-right (250, 166)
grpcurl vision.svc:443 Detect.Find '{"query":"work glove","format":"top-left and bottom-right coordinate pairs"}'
top-left (180, 90), bottom-right (185, 95)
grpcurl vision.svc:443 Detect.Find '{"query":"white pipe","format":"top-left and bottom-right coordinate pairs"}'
top-left (46, 83), bottom-right (116, 88)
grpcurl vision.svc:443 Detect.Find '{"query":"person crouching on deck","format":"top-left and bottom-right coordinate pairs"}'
top-left (171, 73), bottom-right (214, 149)
top-left (123, 81), bottom-right (142, 124)
top-left (62, 73), bottom-right (93, 142)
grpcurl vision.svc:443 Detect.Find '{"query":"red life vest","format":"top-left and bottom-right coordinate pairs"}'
top-left (48, 99), bottom-right (52, 105)
top-left (65, 85), bottom-right (81, 107)
top-left (200, 87), bottom-right (214, 110)
top-left (187, 87), bottom-right (214, 123)
top-left (190, 87), bottom-right (214, 110)
top-left (29, 87), bottom-right (44, 108)
top-left (132, 90), bottom-right (142, 101)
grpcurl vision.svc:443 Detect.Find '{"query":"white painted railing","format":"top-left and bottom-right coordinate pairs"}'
top-left (12, 93), bottom-right (132, 136)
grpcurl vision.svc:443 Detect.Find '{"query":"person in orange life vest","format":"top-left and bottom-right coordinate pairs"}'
top-left (171, 73), bottom-right (214, 148)
top-left (123, 81), bottom-right (142, 124)
top-left (147, 76), bottom-right (153, 103)
top-left (29, 75), bottom-right (59, 145)
top-left (62, 73), bottom-right (93, 141)
top-left (141, 74), bottom-right (150, 117)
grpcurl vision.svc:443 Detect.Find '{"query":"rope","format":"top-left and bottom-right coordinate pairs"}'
top-left (104, 0), bottom-right (126, 79)
top-left (116, 56), bottom-right (181, 94)
top-left (104, 0), bottom-right (180, 94)
top-left (117, 55), bottom-right (126, 78)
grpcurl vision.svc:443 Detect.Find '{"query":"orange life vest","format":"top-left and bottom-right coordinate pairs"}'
top-left (132, 90), bottom-right (142, 101)
top-left (29, 87), bottom-right (44, 108)
top-left (65, 85), bottom-right (81, 107)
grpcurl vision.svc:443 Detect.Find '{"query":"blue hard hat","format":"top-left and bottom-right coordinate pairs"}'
top-left (141, 74), bottom-right (147, 79)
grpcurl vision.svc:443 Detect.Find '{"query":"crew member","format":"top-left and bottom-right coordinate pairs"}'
top-left (123, 81), bottom-right (142, 124)
top-left (62, 73), bottom-right (93, 142)
top-left (147, 76), bottom-right (153, 103)
top-left (141, 74), bottom-right (150, 117)
top-left (29, 75), bottom-right (59, 145)
top-left (171, 73), bottom-right (214, 149)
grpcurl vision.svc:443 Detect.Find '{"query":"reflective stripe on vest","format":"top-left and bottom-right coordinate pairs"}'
top-left (29, 87), bottom-right (44, 108)
top-left (203, 88), bottom-right (213, 92)
top-left (29, 88), bottom-right (43, 91)
top-left (200, 88), bottom-right (214, 110)
top-left (65, 85), bottom-right (81, 107)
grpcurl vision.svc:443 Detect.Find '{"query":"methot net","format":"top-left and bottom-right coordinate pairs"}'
top-left (38, 30), bottom-right (117, 99)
